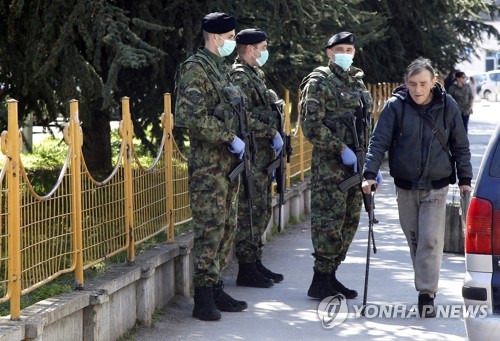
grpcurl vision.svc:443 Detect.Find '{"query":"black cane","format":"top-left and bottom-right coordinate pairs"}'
top-left (361, 188), bottom-right (377, 316)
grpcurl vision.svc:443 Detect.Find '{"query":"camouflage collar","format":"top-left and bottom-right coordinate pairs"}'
top-left (328, 60), bottom-right (364, 80)
top-left (233, 60), bottom-right (264, 78)
top-left (202, 47), bottom-right (224, 67)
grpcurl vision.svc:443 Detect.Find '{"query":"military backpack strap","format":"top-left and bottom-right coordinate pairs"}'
top-left (178, 53), bottom-right (238, 130)
top-left (299, 66), bottom-right (331, 91)
top-left (230, 64), bottom-right (278, 127)
top-left (230, 64), bottom-right (270, 107)
top-left (182, 53), bottom-right (224, 102)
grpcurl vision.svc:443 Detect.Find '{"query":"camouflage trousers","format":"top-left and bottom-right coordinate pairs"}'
top-left (235, 146), bottom-right (273, 264)
top-left (310, 171), bottom-right (362, 273)
top-left (191, 175), bottom-right (239, 288)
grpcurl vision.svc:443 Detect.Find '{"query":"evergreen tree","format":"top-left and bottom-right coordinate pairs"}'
top-left (228, 0), bottom-right (386, 96)
top-left (0, 0), bottom-right (164, 171)
top-left (0, 0), bottom-right (498, 169)
top-left (355, 0), bottom-right (500, 82)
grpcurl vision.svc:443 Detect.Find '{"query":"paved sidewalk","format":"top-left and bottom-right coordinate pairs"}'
top-left (131, 101), bottom-right (498, 341)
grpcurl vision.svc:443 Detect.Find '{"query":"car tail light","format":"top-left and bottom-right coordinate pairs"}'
top-left (465, 197), bottom-right (492, 254)
top-left (493, 210), bottom-right (500, 255)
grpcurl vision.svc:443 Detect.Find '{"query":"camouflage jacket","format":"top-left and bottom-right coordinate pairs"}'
top-left (448, 83), bottom-right (474, 116)
top-left (229, 61), bottom-right (278, 140)
top-left (174, 48), bottom-right (239, 184)
top-left (300, 61), bottom-right (373, 154)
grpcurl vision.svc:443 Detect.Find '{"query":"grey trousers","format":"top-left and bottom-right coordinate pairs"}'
top-left (396, 186), bottom-right (449, 296)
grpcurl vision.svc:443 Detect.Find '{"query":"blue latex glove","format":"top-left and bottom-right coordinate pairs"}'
top-left (341, 146), bottom-right (357, 172)
top-left (271, 133), bottom-right (284, 156)
top-left (229, 136), bottom-right (245, 160)
top-left (376, 170), bottom-right (383, 186)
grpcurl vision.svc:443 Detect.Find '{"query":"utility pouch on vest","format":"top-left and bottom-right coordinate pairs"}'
top-left (222, 85), bottom-right (241, 102)
top-left (210, 84), bottom-right (243, 130)
top-left (251, 107), bottom-right (275, 125)
top-left (323, 114), bottom-right (356, 146)
top-left (211, 103), bottom-right (234, 129)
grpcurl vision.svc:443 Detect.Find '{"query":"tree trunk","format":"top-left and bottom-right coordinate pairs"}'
top-left (82, 109), bottom-right (112, 173)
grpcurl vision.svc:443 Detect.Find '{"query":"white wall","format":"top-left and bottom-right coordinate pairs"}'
top-left (456, 21), bottom-right (500, 73)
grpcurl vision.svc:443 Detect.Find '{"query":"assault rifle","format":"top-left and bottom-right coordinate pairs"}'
top-left (327, 109), bottom-right (378, 315)
top-left (227, 96), bottom-right (256, 238)
top-left (332, 112), bottom-right (376, 214)
top-left (265, 100), bottom-right (292, 231)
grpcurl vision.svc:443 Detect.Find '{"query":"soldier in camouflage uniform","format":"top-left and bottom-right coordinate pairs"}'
top-left (448, 71), bottom-right (474, 133)
top-left (229, 28), bottom-right (284, 288)
top-left (174, 12), bottom-right (247, 321)
top-left (300, 32), bottom-right (379, 300)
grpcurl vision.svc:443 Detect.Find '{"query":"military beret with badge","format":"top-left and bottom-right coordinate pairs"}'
top-left (235, 28), bottom-right (268, 45)
top-left (324, 31), bottom-right (355, 49)
top-left (202, 12), bottom-right (237, 34)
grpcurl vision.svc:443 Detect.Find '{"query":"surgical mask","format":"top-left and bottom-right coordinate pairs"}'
top-left (254, 49), bottom-right (269, 67)
top-left (216, 35), bottom-right (236, 57)
top-left (333, 53), bottom-right (354, 71)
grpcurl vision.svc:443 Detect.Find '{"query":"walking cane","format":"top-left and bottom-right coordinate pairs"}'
top-left (460, 190), bottom-right (471, 229)
top-left (361, 187), bottom-right (378, 316)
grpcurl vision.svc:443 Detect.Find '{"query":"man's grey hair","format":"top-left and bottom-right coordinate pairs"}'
top-left (404, 57), bottom-right (437, 82)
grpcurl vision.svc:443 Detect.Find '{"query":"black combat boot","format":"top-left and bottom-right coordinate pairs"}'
top-left (213, 281), bottom-right (248, 312)
top-left (236, 263), bottom-right (274, 288)
top-left (255, 259), bottom-right (284, 283)
top-left (192, 286), bottom-right (221, 321)
top-left (330, 270), bottom-right (358, 299)
top-left (418, 293), bottom-right (436, 318)
top-left (307, 270), bottom-right (341, 300)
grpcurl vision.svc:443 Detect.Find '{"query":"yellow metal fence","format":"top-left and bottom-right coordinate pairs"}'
top-left (0, 83), bottom-right (396, 319)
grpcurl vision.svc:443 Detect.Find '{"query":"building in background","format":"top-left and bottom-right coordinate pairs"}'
top-left (457, 1), bottom-right (500, 72)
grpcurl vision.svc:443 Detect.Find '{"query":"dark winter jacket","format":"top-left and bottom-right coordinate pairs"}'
top-left (363, 83), bottom-right (472, 190)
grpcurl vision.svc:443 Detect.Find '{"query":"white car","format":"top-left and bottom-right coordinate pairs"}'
top-left (463, 122), bottom-right (500, 340)
top-left (480, 70), bottom-right (500, 101)
top-left (468, 72), bottom-right (486, 96)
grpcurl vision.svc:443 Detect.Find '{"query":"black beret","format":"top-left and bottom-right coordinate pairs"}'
top-left (235, 28), bottom-right (268, 45)
top-left (202, 12), bottom-right (236, 34)
top-left (324, 31), bottom-right (355, 49)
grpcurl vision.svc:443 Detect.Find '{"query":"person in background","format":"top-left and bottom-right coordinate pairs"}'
top-left (444, 67), bottom-right (456, 92)
top-left (468, 75), bottom-right (476, 111)
top-left (362, 57), bottom-right (472, 317)
top-left (449, 71), bottom-right (474, 133)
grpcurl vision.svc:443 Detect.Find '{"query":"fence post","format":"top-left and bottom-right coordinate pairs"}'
top-left (163, 93), bottom-right (175, 243)
top-left (284, 90), bottom-right (291, 188)
top-left (298, 124), bottom-right (305, 182)
top-left (121, 97), bottom-right (135, 264)
top-left (68, 100), bottom-right (84, 288)
top-left (296, 89), bottom-right (305, 182)
top-left (5, 99), bottom-right (22, 320)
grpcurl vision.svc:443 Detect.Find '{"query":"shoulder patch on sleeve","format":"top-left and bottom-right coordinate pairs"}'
top-left (186, 88), bottom-right (202, 104)
top-left (306, 98), bottom-right (320, 113)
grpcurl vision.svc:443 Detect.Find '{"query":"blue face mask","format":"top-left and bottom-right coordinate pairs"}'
top-left (255, 49), bottom-right (269, 67)
top-left (217, 36), bottom-right (236, 57)
top-left (334, 53), bottom-right (354, 71)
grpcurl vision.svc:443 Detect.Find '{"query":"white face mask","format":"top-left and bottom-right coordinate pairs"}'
top-left (333, 53), bottom-right (354, 71)
top-left (257, 50), bottom-right (269, 66)
top-left (252, 47), bottom-right (269, 66)
top-left (216, 35), bottom-right (236, 57)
